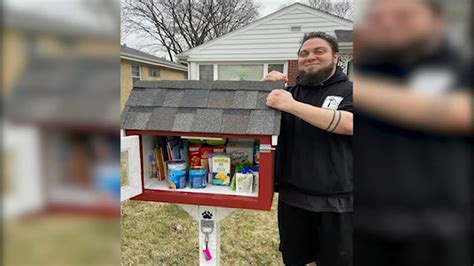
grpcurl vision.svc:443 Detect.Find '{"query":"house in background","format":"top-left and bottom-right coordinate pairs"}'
top-left (121, 45), bottom-right (188, 111)
top-left (4, 8), bottom-right (120, 218)
top-left (177, 3), bottom-right (353, 85)
top-left (2, 9), bottom-right (117, 97)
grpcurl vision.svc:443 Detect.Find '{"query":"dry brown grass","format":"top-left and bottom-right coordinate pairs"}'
top-left (121, 194), bottom-right (283, 265)
top-left (4, 215), bottom-right (120, 265)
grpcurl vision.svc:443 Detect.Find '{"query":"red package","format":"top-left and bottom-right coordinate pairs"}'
top-left (200, 147), bottom-right (213, 171)
top-left (189, 144), bottom-right (201, 167)
top-left (212, 146), bottom-right (225, 154)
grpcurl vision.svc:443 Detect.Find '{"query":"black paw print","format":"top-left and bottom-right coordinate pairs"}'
top-left (202, 211), bottom-right (213, 220)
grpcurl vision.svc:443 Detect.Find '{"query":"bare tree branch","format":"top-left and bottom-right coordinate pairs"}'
top-left (82, 0), bottom-right (120, 31)
top-left (306, 0), bottom-right (353, 20)
top-left (121, 0), bottom-right (260, 61)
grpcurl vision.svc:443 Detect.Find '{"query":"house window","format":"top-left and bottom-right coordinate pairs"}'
top-left (131, 65), bottom-right (141, 83)
top-left (290, 26), bottom-right (301, 32)
top-left (199, 65), bottom-right (214, 81)
top-left (149, 68), bottom-right (160, 77)
top-left (218, 65), bottom-right (263, 81)
top-left (268, 64), bottom-right (284, 73)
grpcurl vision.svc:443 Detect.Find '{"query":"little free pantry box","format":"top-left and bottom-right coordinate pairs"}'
top-left (121, 80), bottom-right (284, 210)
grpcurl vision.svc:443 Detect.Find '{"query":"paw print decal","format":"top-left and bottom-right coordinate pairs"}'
top-left (202, 211), bottom-right (213, 220)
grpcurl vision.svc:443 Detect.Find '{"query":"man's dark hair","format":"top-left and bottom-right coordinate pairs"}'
top-left (297, 32), bottom-right (340, 56)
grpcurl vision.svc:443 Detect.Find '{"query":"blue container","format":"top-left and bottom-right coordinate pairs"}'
top-left (189, 167), bottom-right (207, 188)
top-left (168, 160), bottom-right (187, 189)
top-left (94, 164), bottom-right (120, 204)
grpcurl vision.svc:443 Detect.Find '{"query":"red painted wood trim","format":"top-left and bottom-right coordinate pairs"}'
top-left (11, 120), bottom-right (118, 133)
top-left (46, 203), bottom-right (120, 219)
top-left (132, 190), bottom-right (265, 210)
top-left (258, 136), bottom-right (275, 210)
top-left (125, 129), bottom-right (269, 140)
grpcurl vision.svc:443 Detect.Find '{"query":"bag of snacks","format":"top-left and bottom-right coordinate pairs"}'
top-left (235, 166), bottom-right (253, 194)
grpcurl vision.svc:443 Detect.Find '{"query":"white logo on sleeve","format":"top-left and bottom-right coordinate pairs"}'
top-left (322, 96), bottom-right (344, 110)
top-left (408, 68), bottom-right (455, 94)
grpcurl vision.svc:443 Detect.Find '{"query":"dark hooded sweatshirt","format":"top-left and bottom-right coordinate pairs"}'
top-left (275, 66), bottom-right (353, 211)
top-left (355, 42), bottom-right (472, 236)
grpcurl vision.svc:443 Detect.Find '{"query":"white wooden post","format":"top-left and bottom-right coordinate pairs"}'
top-left (180, 205), bottom-right (234, 266)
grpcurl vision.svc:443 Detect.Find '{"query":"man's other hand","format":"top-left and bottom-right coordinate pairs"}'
top-left (263, 71), bottom-right (289, 83)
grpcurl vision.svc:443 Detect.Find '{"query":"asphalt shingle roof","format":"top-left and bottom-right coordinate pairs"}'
top-left (121, 45), bottom-right (188, 71)
top-left (6, 58), bottom-right (119, 127)
top-left (121, 80), bottom-right (284, 135)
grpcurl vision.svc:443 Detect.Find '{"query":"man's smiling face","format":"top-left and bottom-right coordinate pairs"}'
top-left (297, 38), bottom-right (338, 75)
top-left (361, 0), bottom-right (444, 53)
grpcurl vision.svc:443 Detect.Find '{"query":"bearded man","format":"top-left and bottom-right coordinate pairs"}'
top-left (264, 31), bottom-right (353, 266)
top-left (354, 0), bottom-right (471, 265)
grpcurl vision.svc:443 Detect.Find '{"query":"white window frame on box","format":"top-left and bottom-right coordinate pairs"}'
top-left (3, 122), bottom-right (44, 219)
top-left (121, 135), bottom-right (143, 201)
top-left (197, 62), bottom-right (287, 81)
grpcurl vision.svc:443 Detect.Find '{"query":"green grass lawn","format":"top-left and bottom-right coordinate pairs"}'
top-left (121, 194), bottom-right (283, 265)
top-left (4, 215), bottom-right (120, 265)
top-left (3, 196), bottom-right (282, 265)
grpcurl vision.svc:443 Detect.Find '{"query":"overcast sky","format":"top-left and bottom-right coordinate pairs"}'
top-left (5, 0), bottom-right (343, 59)
top-left (6, 0), bottom-right (94, 24)
top-left (258, 0), bottom-right (300, 17)
top-left (5, 0), bottom-right (300, 54)
top-left (4, 0), bottom-right (118, 30)
top-left (120, 0), bottom-right (304, 57)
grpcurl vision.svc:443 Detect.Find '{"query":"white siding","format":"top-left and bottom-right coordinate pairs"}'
top-left (185, 5), bottom-right (352, 61)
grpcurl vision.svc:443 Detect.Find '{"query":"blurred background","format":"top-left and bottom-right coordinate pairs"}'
top-left (2, 0), bottom-right (121, 265)
top-left (353, 0), bottom-right (471, 265)
top-left (2, 0), bottom-right (472, 265)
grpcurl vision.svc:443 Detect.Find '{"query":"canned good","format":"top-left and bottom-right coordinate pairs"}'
top-left (167, 160), bottom-right (186, 189)
top-left (189, 166), bottom-right (207, 188)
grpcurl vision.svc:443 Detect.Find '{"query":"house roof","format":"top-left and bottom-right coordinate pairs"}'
top-left (121, 45), bottom-right (188, 72)
top-left (177, 2), bottom-right (353, 61)
top-left (6, 58), bottom-right (119, 128)
top-left (121, 80), bottom-right (284, 135)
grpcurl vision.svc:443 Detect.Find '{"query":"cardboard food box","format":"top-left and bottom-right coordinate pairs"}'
top-left (189, 144), bottom-right (201, 167)
top-left (211, 154), bottom-right (231, 186)
top-left (199, 147), bottom-right (213, 171)
top-left (226, 139), bottom-right (254, 166)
